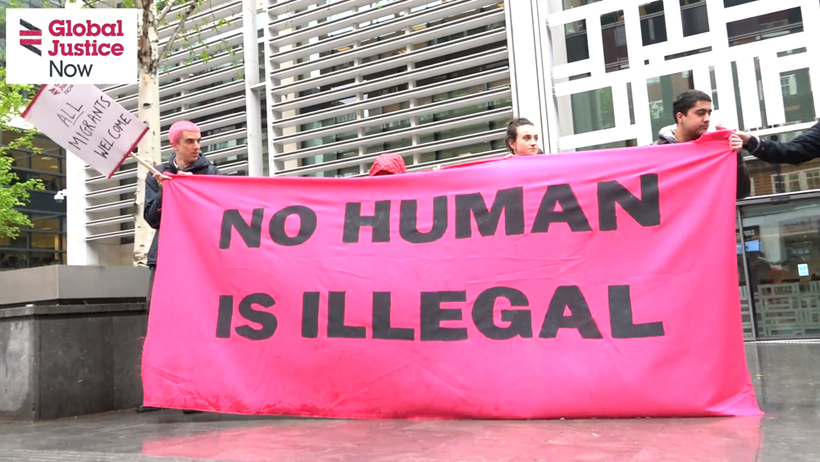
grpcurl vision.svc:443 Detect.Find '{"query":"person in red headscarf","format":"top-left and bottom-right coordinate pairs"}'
top-left (369, 153), bottom-right (407, 176)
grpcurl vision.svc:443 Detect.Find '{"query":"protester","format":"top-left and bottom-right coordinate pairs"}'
top-left (430, 117), bottom-right (542, 172)
top-left (138, 120), bottom-right (220, 414)
top-left (655, 90), bottom-right (751, 199)
top-left (733, 121), bottom-right (820, 165)
top-left (369, 153), bottom-right (407, 176)
top-left (505, 117), bottom-right (541, 156)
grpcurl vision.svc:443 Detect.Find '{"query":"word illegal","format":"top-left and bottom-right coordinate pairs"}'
top-left (215, 286), bottom-right (664, 342)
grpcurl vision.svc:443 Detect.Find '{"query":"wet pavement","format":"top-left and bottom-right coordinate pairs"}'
top-left (0, 342), bottom-right (817, 461)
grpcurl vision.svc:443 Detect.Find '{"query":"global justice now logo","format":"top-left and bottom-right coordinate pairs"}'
top-left (6, 9), bottom-right (138, 84)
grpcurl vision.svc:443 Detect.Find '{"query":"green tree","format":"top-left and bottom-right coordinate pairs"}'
top-left (1, 0), bottom-right (238, 257)
top-left (76, 0), bottom-right (238, 266)
top-left (0, 67), bottom-right (45, 240)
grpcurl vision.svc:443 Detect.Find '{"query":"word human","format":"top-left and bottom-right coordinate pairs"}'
top-left (218, 174), bottom-right (661, 248)
top-left (215, 286), bottom-right (665, 342)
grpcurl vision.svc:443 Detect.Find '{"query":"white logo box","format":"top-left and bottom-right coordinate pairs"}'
top-left (6, 8), bottom-right (139, 84)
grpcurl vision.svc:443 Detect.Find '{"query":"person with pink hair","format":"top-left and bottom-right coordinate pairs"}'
top-left (139, 120), bottom-right (220, 413)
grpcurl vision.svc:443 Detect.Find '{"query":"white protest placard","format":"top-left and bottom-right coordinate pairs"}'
top-left (22, 84), bottom-right (148, 178)
top-left (5, 8), bottom-right (139, 85)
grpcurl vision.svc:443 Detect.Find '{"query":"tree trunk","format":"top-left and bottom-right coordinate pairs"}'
top-left (134, 0), bottom-right (161, 267)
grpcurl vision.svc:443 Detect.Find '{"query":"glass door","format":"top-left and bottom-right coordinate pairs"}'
top-left (737, 215), bottom-right (755, 340)
top-left (739, 198), bottom-right (820, 339)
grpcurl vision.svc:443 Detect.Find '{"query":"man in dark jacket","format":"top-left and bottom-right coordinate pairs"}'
top-left (144, 120), bottom-right (220, 272)
top-left (655, 90), bottom-right (752, 199)
top-left (735, 121), bottom-right (820, 165)
top-left (139, 120), bottom-right (219, 413)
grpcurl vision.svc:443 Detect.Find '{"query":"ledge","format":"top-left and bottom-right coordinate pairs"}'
top-left (0, 266), bottom-right (150, 308)
top-left (0, 303), bottom-right (146, 320)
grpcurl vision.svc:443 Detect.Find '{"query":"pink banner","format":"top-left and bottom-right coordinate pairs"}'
top-left (143, 131), bottom-right (761, 419)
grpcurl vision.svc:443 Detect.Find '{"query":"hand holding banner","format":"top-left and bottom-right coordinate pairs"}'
top-left (21, 84), bottom-right (148, 178)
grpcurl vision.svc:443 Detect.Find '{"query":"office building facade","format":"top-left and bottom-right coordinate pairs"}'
top-left (63, 0), bottom-right (820, 340)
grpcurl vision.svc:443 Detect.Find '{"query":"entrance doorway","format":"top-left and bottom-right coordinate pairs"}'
top-left (738, 197), bottom-right (820, 339)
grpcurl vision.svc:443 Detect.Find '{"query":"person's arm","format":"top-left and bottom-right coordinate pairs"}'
top-left (738, 122), bottom-right (820, 165)
top-left (727, 132), bottom-right (752, 200)
top-left (144, 173), bottom-right (163, 229)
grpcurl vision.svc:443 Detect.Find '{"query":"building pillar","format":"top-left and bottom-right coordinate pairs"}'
top-left (504, 0), bottom-right (555, 152)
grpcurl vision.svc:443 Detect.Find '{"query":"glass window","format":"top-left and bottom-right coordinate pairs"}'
top-left (39, 174), bottom-right (65, 192)
top-left (550, 20), bottom-right (588, 66)
top-left (0, 128), bottom-right (68, 270)
top-left (601, 11), bottom-right (628, 73)
top-left (565, 20), bottom-right (589, 63)
top-left (754, 57), bottom-right (768, 128)
top-left (806, 171), bottom-right (820, 190)
top-left (731, 62), bottom-right (745, 130)
top-left (29, 251), bottom-right (64, 267)
top-left (576, 139), bottom-right (638, 151)
top-left (0, 233), bottom-right (29, 249)
top-left (727, 7), bottom-right (803, 47)
top-left (31, 173), bottom-right (63, 192)
top-left (562, 0), bottom-right (601, 9)
top-left (566, 90), bottom-right (611, 136)
top-left (709, 66), bottom-right (719, 110)
top-left (777, 47), bottom-right (807, 58)
top-left (0, 252), bottom-right (29, 270)
top-left (31, 136), bottom-right (64, 157)
top-left (30, 154), bottom-right (61, 173)
top-left (30, 233), bottom-right (60, 251)
top-left (680, 0), bottom-right (709, 37)
top-left (556, 88), bottom-right (616, 136)
top-left (647, 71), bottom-right (695, 140)
top-left (781, 68), bottom-right (816, 124)
top-left (737, 220), bottom-right (754, 340)
top-left (640, 1), bottom-right (667, 46)
top-left (746, 147), bottom-right (820, 196)
top-left (9, 149), bottom-right (31, 169)
top-left (29, 213), bottom-right (62, 232)
top-left (740, 199), bottom-right (820, 339)
top-left (1, 130), bottom-right (23, 146)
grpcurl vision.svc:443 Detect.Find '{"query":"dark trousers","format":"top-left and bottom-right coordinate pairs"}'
top-left (146, 266), bottom-right (156, 313)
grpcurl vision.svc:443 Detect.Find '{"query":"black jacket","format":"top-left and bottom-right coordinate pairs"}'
top-left (144, 154), bottom-right (220, 267)
top-left (745, 121), bottom-right (820, 165)
top-left (655, 125), bottom-right (752, 200)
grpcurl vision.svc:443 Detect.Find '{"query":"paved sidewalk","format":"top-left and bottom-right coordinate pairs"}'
top-left (0, 343), bottom-right (817, 461)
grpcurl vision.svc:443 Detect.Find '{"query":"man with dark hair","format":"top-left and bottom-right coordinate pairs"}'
top-left (734, 121), bottom-right (820, 165)
top-left (655, 90), bottom-right (751, 199)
